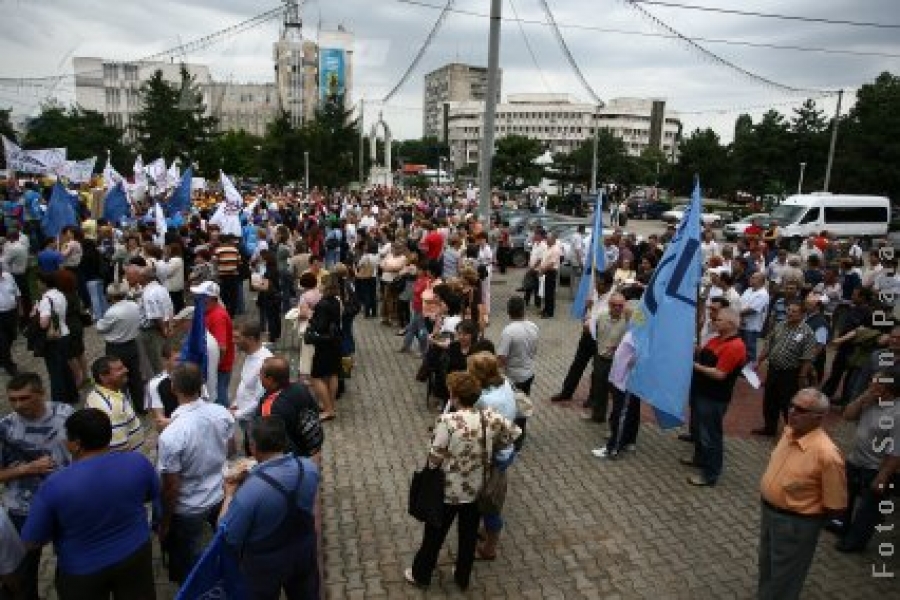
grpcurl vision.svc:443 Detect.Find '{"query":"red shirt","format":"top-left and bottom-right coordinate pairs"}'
top-left (744, 224), bottom-right (762, 239)
top-left (814, 236), bottom-right (828, 252)
top-left (705, 335), bottom-right (747, 375)
top-left (422, 231), bottom-right (444, 261)
top-left (205, 302), bottom-right (235, 372)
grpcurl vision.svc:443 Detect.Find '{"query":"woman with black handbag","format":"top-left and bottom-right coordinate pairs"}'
top-left (32, 271), bottom-right (78, 404)
top-left (307, 274), bottom-right (343, 422)
top-left (405, 371), bottom-right (520, 591)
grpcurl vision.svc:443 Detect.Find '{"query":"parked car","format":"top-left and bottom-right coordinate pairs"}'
top-left (506, 214), bottom-right (581, 268)
top-left (625, 197), bottom-right (671, 220)
top-left (662, 205), bottom-right (724, 227)
top-left (723, 213), bottom-right (779, 241)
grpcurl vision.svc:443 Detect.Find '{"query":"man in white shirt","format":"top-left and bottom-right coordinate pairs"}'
top-left (158, 362), bottom-right (234, 585)
top-left (539, 232), bottom-right (563, 318)
top-left (1, 230), bottom-right (30, 317)
top-left (231, 321), bottom-right (273, 456)
top-left (521, 229), bottom-right (547, 309)
top-left (0, 264), bottom-right (22, 375)
top-left (127, 265), bottom-right (174, 378)
top-left (739, 272), bottom-right (770, 363)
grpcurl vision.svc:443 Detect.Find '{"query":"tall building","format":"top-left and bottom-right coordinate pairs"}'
top-left (446, 94), bottom-right (681, 170)
top-left (73, 57), bottom-right (212, 137)
top-left (207, 82), bottom-right (279, 137)
top-left (273, 0), bottom-right (306, 127)
top-left (423, 63), bottom-right (501, 141)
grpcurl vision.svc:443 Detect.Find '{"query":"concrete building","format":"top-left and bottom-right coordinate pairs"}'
top-left (423, 63), bottom-right (501, 141)
top-left (73, 57), bottom-right (212, 136)
top-left (446, 94), bottom-right (681, 170)
top-left (207, 82), bottom-right (279, 137)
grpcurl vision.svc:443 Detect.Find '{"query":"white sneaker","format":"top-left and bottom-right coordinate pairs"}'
top-left (591, 447), bottom-right (616, 459)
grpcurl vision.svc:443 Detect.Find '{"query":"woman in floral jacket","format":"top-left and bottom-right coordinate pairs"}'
top-left (405, 371), bottom-right (520, 591)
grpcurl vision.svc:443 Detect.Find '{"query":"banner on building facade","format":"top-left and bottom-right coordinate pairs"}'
top-left (319, 48), bottom-right (346, 103)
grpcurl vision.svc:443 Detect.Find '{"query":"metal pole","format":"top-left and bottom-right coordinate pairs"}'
top-left (798, 162), bottom-right (806, 195)
top-left (477, 0), bottom-right (502, 224)
top-left (823, 89), bottom-right (843, 192)
top-left (304, 151), bottom-right (309, 191)
top-left (590, 117), bottom-right (599, 195)
top-left (358, 99), bottom-right (365, 186)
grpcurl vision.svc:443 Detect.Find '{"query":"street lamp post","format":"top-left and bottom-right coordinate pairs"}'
top-left (798, 162), bottom-right (806, 195)
top-left (304, 151), bottom-right (309, 191)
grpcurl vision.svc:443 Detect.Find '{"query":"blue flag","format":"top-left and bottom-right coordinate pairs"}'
top-left (179, 295), bottom-right (208, 381)
top-left (166, 166), bottom-right (192, 217)
top-left (101, 182), bottom-right (131, 225)
top-left (175, 526), bottom-right (247, 600)
top-left (41, 183), bottom-right (77, 237)
top-left (626, 179), bottom-right (703, 428)
top-left (570, 192), bottom-right (605, 319)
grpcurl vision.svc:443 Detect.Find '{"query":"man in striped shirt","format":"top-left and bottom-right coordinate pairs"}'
top-left (85, 356), bottom-right (144, 452)
top-left (214, 235), bottom-right (242, 316)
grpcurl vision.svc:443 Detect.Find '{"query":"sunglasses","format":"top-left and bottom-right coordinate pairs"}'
top-left (789, 404), bottom-right (824, 415)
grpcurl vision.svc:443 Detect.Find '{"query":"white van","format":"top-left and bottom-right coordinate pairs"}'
top-left (770, 193), bottom-right (891, 247)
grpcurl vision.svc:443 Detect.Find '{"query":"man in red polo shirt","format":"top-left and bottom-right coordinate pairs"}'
top-left (190, 282), bottom-right (234, 408)
top-left (682, 307), bottom-right (747, 487)
top-left (420, 222), bottom-right (444, 263)
top-left (744, 219), bottom-right (763, 251)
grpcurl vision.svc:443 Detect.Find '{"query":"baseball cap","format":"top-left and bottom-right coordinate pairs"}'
top-left (173, 306), bottom-right (195, 321)
top-left (190, 281), bottom-right (220, 298)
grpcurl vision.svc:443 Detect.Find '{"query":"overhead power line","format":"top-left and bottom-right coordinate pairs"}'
top-left (632, 1), bottom-right (900, 29)
top-left (621, 0), bottom-right (825, 94)
top-left (382, 0), bottom-right (457, 103)
top-left (509, 0), bottom-right (552, 93)
top-left (537, 0), bottom-right (603, 105)
top-left (394, 0), bottom-right (900, 59)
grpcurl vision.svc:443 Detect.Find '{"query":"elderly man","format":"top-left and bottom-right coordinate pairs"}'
top-left (681, 308), bottom-right (747, 486)
top-left (157, 362), bottom-right (235, 585)
top-left (758, 388), bottom-right (846, 600)
top-left (739, 272), bottom-right (770, 363)
top-left (190, 281), bottom-right (234, 407)
top-left (96, 281), bottom-right (145, 414)
top-left (257, 356), bottom-right (323, 461)
top-left (85, 356), bottom-right (144, 452)
top-left (219, 417), bottom-right (320, 599)
top-left (521, 228), bottom-right (547, 309)
top-left (754, 300), bottom-right (817, 436)
top-left (0, 373), bottom-right (73, 599)
top-left (126, 264), bottom-right (173, 379)
top-left (584, 292), bottom-right (629, 423)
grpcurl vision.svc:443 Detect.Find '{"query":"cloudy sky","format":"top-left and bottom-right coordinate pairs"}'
top-left (1, 0), bottom-right (897, 144)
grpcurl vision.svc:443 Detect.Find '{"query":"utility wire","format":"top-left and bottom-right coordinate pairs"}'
top-left (394, 0), bottom-right (900, 59)
top-left (537, 0), bottom-right (603, 105)
top-left (509, 0), bottom-right (552, 93)
top-left (633, 1), bottom-right (900, 29)
top-left (621, 0), bottom-right (824, 94)
top-left (382, 0), bottom-right (457, 103)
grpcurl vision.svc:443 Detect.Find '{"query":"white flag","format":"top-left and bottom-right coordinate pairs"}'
top-left (134, 155), bottom-right (147, 188)
top-left (209, 171), bottom-right (243, 236)
top-left (146, 158), bottom-right (167, 188)
top-left (59, 157), bottom-right (97, 183)
top-left (103, 154), bottom-right (123, 189)
top-left (167, 160), bottom-right (181, 189)
top-left (154, 201), bottom-right (168, 245)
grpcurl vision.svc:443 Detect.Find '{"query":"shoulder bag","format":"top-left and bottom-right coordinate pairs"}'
top-left (476, 410), bottom-right (508, 515)
top-left (409, 449), bottom-right (445, 527)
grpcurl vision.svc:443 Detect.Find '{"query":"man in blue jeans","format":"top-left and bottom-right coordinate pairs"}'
top-left (681, 308), bottom-right (747, 487)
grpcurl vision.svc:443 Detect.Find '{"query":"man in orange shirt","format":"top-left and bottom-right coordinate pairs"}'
top-left (758, 388), bottom-right (847, 600)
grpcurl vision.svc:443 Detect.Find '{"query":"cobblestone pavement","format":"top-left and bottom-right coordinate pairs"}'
top-left (2, 262), bottom-right (897, 598)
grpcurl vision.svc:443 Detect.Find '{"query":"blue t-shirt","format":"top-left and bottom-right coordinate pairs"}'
top-left (21, 452), bottom-right (160, 575)
top-left (36, 249), bottom-right (64, 273)
top-left (222, 455), bottom-right (318, 548)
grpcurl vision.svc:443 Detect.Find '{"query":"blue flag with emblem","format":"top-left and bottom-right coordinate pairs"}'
top-left (41, 182), bottom-right (77, 237)
top-left (570, 192), bottom-right (605, 319)
top-left (101, 182), bottom-right (131, 225)
top-left (166, 166), bottom-right (192, 217)
top-left (626, 178), bottom-right (703, 428)
top-left (175, 525), bottom-right (247, 600)
top-left (179, 294), bottom-right (208, 382)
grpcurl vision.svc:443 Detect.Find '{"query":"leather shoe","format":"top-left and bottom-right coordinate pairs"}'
top-left (751, 428), bottom-right (776, 437)
top-left (687, 474), bottom-right (715, 487)
top-left (677, 433), bottom-right (694, 443)
top-left (550, 393), bottom-right (571, 402)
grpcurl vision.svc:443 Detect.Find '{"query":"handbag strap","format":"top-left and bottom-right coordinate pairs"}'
top-left (478, 409), bottom-right (489, 487)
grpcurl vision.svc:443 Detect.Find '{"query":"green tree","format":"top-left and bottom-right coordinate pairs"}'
top-left (23, 102), bottom-right (130, 173)
top-left (729, 110), bottom-right (793, 196)
top-left (790, 99), bottom-right (829, 193)
top-left (491, 134), bottom-right (544, 189)
top-left (303, 94), bottom-right (360, 188)
top-left (132, 66), bottom-right (219, 173)
top-left (674, 128), bottom-right (730, 196)
top-left (553, 130), bottom-right (637, 191)
top-left (831, 72), bottom-right (900, 200)
top-left (205, 130), bottom-right (263, 177)
top-left (0, 109), bottom-right (15, 143)
top-left (392, 136), bottom-right (449, 170)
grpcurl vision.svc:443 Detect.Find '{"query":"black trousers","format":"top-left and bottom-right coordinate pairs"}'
top-left (219, 274), bottom-right (241, 317)
top-left (541, 269), bottom-right (558, 317)
top-left (12, 272), bottom-right (31, 318)
top-left (105, 340), bottom-right (145, 414)
top-left (44, 337), bottom-right (78, 405)
top-left (7, 513), bottom-right (40, 600)
top-left (763, 366), bottom-right (801, 433)
top-left (0, 308), bottom-right (18, 370)
top-left (56, 540), bottom-right (155, 600)
top-left (411, 502), bottom-right (480, 590)
top-left (559, 330), bottom-right (596, 398)
top-left (169, 290), bottom-right (185, 315)
top-left (606, 387), bottom-right (640, 452)
top-left (589, 355), bottom-right (614, 422)
top-left (356, 278), bottom-right (377, 317)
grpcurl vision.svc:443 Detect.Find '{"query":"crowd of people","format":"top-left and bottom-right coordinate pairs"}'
top-left (0, 178), bottom-right (896, 599)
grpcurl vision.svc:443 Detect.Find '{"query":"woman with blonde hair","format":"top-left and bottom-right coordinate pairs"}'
top-left (467, 351), bottom-right (518, 560)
